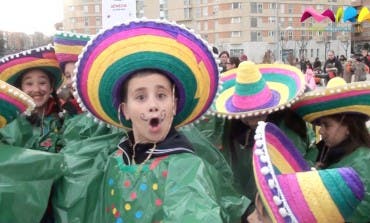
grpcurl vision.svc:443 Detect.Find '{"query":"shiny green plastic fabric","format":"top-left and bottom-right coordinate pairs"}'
top-left (329, 147), bottom-right (370, 222)
top-left (0, 145), bottom-right (65, 223)
top-left (0, 115), bottom-right (64, 153)
top-left (52, 126), bottom-right (248, 222)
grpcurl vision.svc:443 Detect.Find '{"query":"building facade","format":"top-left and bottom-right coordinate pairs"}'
top-left (62, 0), bottom-right (362, 63)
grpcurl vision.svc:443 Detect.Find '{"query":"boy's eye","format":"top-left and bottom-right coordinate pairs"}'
top-left (158, 93), bottom-right (167, 99)
top-left (135, 95), bottom-right (145, 101)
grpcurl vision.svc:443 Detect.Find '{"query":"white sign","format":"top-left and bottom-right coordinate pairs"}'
top-left (102, 0), bottom-right (136, 29)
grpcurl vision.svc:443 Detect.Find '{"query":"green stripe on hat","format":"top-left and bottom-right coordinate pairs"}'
top-left (234, 79), bottom-right (267, 96)
top-left (264, 73), bottom-right (298, 99)
top-left (296, 94), bottom-right (370, 117)
top-left (319, 170), bottom-right (358, 218)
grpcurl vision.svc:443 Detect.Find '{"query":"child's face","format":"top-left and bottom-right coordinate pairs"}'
top-left (122, 72), bottom-right (176, 143)
top-left (21, 69), bottom-right (53, 109)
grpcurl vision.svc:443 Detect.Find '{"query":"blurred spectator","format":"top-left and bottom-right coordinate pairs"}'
top-left (300, 57), bottom-right (307, 73)
top-left (226, 56), bottom-right (240, 71)
top-left (305, 61), bottom-right (317, 90)
top-left (313, 57), bottom-right (322, 72)
top-left (323, 50), bottom-right (343, 77)
top-left (239, 54), bottom-right (248, 62)
top-left (262, 50), bottom-right (274, 64)
top-left (353, 57), bottom-right (368, 82)
top-left (343, 58), bottom-right (355, 83)
top-left (219, 51), bottom-right (229, 72)
top-left (361, 47), bottom-right (370, 68)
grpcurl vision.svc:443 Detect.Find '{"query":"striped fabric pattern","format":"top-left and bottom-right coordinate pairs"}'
top-left (0, 45), bottom-right (63, 89)
top-left (291, 79), bottom-right (370, 123)
top-left (74, 19), bottom-right (219, 128)
top-left (213, 61), bottom-right (305, 118)
top-left (253, 121), bottom-right (365, 223)
top-left (0, 80), bottom-right (35, 128)
top-left (53, 32), bottom-right (91, 69)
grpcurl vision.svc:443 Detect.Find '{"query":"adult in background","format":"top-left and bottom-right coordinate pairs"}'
top-left (323, 50), bottom-right (343, 77)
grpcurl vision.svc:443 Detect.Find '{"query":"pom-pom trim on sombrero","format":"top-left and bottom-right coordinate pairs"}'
top-left (291, 80), bottom-right (370, 123)
top-left (211, 62), bottom-right (306, 119)
top-left (253, 121), bottom-right (365, 222)
top-left (0, 80), bottom-right (35, 128)
top-left (0, 44), bottom-right (63, 89)
top-left (73, 18), bottom-right (220, 129)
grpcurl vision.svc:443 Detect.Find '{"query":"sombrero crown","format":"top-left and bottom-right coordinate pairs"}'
top-left (0, 80), bottom-right (35, 128)
top-left (253, 121), bottom-right (365, 222)
top-left (213, 61), bottom-right (305, 118)
top-left (292, 77), bottom-right (370, 122)
top-left (53, 31), bottom-right (91, 70)
top-left (74, 19), bottom-right (219, 128)
top-left (0, 44), bottom-right (63, 89)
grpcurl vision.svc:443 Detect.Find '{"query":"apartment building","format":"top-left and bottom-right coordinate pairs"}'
top-left (62, 0), bottom-right (360, 62)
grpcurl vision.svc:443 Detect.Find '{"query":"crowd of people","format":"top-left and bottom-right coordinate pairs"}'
top-left (0, 19), bottom-right (369, 223)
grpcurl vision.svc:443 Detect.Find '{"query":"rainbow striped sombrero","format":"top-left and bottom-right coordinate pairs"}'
top-left (291, 77), bottom-right (370, 123)
top-left (0, 45), bottom-right (63, 89)
top-left (0, 80), bottom-right (35, 128)
top-left (213, 61), bottom-right (305, 118)
top-left (53, 31), bottom-right (91, 70)
top-left (74, 19), bottom-right (219, 128)
top-left (253, 121), bottom-right (365, 222)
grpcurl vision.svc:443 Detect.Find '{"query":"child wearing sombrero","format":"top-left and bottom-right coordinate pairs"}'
top-left (0, 45), bottom-right (66, 153)
top-left (196, 61), bottom-right (318, 205)
top-left (292, 77), bottom-right (370, 222)
top-left (50, 19), bottom-right (249, 222)
top-left (248, 121), bottom-right (365, 223)
top-left (53, 31), bottom-right (91, 115)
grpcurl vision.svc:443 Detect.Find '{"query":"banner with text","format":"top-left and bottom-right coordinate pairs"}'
top-left (102, 0), bottom-right (136, 29)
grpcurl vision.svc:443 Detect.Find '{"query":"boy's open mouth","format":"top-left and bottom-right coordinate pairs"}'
top-left (149, 117), bottom-right (160, 127)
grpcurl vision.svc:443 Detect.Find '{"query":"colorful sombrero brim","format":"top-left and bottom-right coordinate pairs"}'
top-left (253, 121), bottom-right (364, 222)
top-left (0, 80), bottom-right (35, 128)
top-left (74, 19), bottom-right (219, 129)
top-left (291, 81), bottom-right (370, 123)
top-left (53, 32), bottom-right (91, 69)
top-left (0, 45), bottom-right (63, 89)
top-left (213, 64), bottom-right (305, 118)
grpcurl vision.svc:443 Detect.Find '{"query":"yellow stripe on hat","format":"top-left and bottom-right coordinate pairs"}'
top-left (267, 82), bottom-right (289, 105)
top-left (87, 35), bottom-right (210, 125)
top-left (54, 44), bottom-right (84, 54)
top-left (0, 116), bottom-right (6, 128)
top-left (215, 87), bottom-right (234, 113)
top-left (268, 143), bottom-right (295, 173)
top-left (296, 171), bottom-right (344, 223)
top-left (304, 106), bottom-right (370, 122)
top-left (1, 59), bottom-right (59, 81)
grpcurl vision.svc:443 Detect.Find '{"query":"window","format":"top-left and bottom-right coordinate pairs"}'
top-left (231, 31), bottom-right (241, 37)
top-left (311, 49), bottom-right (314, 57)
top-left (280, 4), bottom-right (285, 13)
top-left (213, 5), bottom-right (219, 15)
top-left (83, 5), bottom-right (89, 13)
top-left (251, 32), bottom-right (257, 41)
top-left (230, 49), bottom-right (244, 57)
top-left (204, 22), bottom-right (208, 31)
top-left (268, 17), bottom-right (276, 24)
top-left (232, 2), bottom-right (241, 9)
top-left (231, 17), bottom-right (241, 24)
top-left (184, 8), bottom-right (191, 19)
top-left (203, 7), bottom-right (208, 16)
top-left (84, 17), bottom-right (89, 26)
top-left (96, 17), bottom-right (101, 25)
top-left (257, 3), bottom-right (262, 13)
top-left (250, 17), bottom-right (257, 27)
top-left (288, 31), bottom-right (293, 40)
top-left (195, 8), bottom-right (201, 18)
top-left (288, 4), bottom-right (293, 14)
top-left (268, 31), bottom-right (275, 37)
top-left (95, 5), bottom-right (100, 13)
top-left (69, 6), bottom-right (75, 11)
top-left (269, 3), bottom-right (277, 9)
top-left (184, 0), bottom-right (190, 5)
